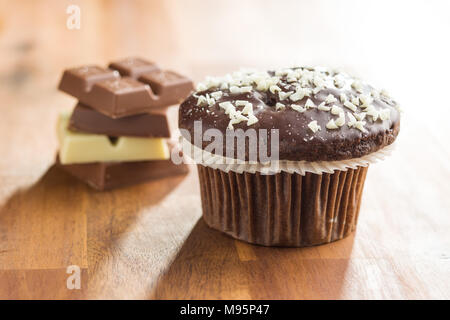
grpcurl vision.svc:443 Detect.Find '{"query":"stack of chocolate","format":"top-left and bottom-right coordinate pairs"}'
top-left (56, 57), bottom-right (192, 190)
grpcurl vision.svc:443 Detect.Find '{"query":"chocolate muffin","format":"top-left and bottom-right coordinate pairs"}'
top-left (179, 66), bottom-right (400, 247)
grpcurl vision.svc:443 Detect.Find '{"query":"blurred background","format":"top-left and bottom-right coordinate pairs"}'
top-left (1, 0), bottom-right (449, 154)
top-left (2, 1), bottom-right (450, 80)
top-left (1, 0), bottom-right (449, 182)
top-left (0, 0), bottom-right (449, 299)
top-left (1, 0), bottom-right (449, 97)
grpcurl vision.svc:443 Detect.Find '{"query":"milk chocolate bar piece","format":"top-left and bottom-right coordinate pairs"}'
top-left (57, 156), bottom-right (189, 191)
top-left (69, 103), bottom-right (170, 138)
top-left (109, 57), bottom-right (160, 78)
top-left (58, 57), bottom-right (193, 118)
top-left (58, 113), bottom-right (170, 165)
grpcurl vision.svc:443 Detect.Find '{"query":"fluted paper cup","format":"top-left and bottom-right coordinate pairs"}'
top-left (197, 165), bottom-right (368, 247)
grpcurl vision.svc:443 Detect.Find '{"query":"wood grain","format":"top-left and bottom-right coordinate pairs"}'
top-left (0, 0), bottom-right (449, 299)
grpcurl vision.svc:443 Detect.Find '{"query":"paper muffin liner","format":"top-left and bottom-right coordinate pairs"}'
top-left (198, 165), bottom-right (368, 247)
top-left (179, 137), bottom-right (395, 175)
top-left (179, 137), bottom-right (394, 246)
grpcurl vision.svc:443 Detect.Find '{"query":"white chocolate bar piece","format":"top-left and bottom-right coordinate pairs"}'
top-left (58, 113), bottom-right (170, 164)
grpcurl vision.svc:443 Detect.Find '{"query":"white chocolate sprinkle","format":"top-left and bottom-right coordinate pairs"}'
top-left (365, 105), bottom-right (379, 121)
top-left (279, 91), bottom-right (293, 100)
top-left (313, 86), bottom-right (323, 94)
top-left (347, 112), bottom-right (357, 126)
top-left (325, 94), bottom-right (338, 104)
top-left (351, 80), bottom-right (364, 93)
top-left (229, 86), bottom-right (240, 94)
top-left (196, 83), bottom-right (207, 91)
top-left (206, 94), bottom-right (215, 106)
top-left (269, 85), bottom-right (282, 94)
top-left (290, 87), bottom-right (311, 101)
top-left (291, 104), bottom-right (306, 112)
top-left (359, 94), bottom-right (373, 107)
top-left (308, 120), bottom-right (321, 133)
top-left (344, 101), bottom-right (358, 112)
top-left (240, 86), bottom-right (252, 93)
top-left (351, 96), bottom-right (360, 106)
top-left (354, 112), bottom-right (366, 121)
top-left (305, 98), bottom-right (316, 109)
top-left (275, 102), bottom-right (286, 110)
top-left (335, 113), bottom-right (346, 127)
top-left (313, 76), bottom-right (325, 88)
top-left (355, 121), bottom-right (368, 133)
top-left (255, 80), bottom-right (268, 91)
top-left (318, 102), bottom-right (331, 111)
top-left (334, 76), bottom-right (346, 88)
top-left (242, 102), bottom-right (253, 115)
top-left (219, 101), bottom-right (235, 114)
top-left (196, 95), bottom-right (207, 106)
top-left (275, 69), bottom-right (291, 76)
top-left (331, 105), bottom-right (343, 115)
top-left (326, 119), bottom-right (339, 130)
top-left (210, 91), bottom-right (223, 100)
top-left (247, 114), bottom-right (258, 126)
top-left (346, 113), bottom-right (367, 132)
top-left (226, 110), bottom-right (249, 130)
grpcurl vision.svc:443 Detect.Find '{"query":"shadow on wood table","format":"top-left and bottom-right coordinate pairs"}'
top-left (0, 163), bottom-right (186, 299)
top-left (151, 218), bottom-right (355, 299)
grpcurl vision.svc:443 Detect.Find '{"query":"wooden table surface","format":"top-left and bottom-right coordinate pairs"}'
top-left (0, 0), bottom-right (449, 299)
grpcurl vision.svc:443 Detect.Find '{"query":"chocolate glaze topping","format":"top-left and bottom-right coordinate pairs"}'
top-left (179, 67), bottom-right (400, 161)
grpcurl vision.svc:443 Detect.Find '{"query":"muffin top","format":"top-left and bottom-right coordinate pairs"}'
top-left (179, 67), bottom-right (400, 161)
